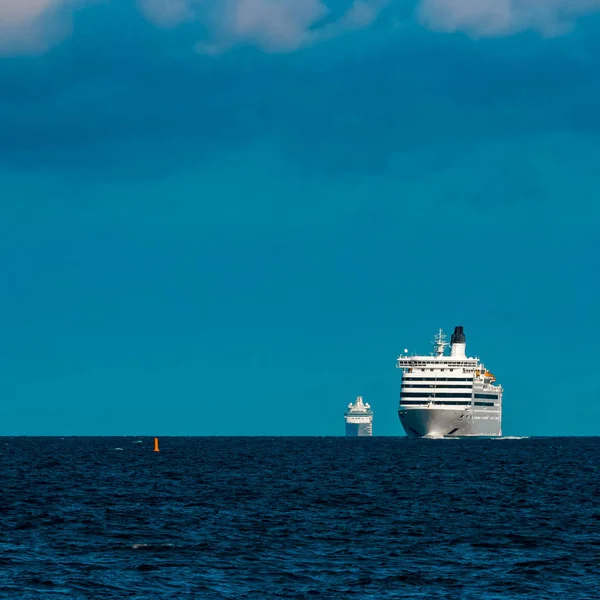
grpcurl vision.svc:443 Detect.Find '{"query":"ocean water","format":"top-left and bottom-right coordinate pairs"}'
top-left (1, 437), bottom-right (598, 599)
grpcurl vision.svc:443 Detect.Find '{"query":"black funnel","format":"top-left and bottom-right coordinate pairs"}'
top-left (450, 326), bottom-right (465, 345)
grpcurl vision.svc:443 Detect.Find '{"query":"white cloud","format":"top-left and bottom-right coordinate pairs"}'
top-left (0, 0), bottom-right (81, 54)
top-left (138, 0), bottom-right (600, 53)
top-left (4, 0), bottom-right (600, 57)
top-left (218, 0), bottom-right (328, 51)
top-left (135, 0), bottom-right (194, 28)
top-left (417, 0), bottom-right (600, 38)
top-left (139, 0), bottom-right (387, 53)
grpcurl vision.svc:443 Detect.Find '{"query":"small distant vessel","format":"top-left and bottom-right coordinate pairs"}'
top-left (345, 396), bottom-right (373, 436)
top-left (397, 326), bottom-right (503, 437)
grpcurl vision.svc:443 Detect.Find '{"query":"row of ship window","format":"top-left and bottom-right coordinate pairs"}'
top-left (402, 377), bottom-right (473, 381)
top-left (402, 383), bottom-right (472, 388)
top-left (400, 400), bottom-right (496, 407)
top-left (402, 364), bottom-right (474, 369)
top-left (400, 392), bottom-right (499, 399)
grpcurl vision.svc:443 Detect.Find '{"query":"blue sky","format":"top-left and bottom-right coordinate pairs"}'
top-left (1, 0), bottom-right (599, 435)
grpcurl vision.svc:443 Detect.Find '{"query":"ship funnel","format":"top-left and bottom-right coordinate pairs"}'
top-left (450, 325), bottom-right (466, 358)
top-left (450, 326), bottom-right (465, 345)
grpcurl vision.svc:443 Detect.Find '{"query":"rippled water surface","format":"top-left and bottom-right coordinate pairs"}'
top-left (1, 437), bottom-right (599, 598)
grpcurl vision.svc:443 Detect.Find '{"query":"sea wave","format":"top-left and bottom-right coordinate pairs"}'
top-left (2, 436), bottom-right (597, 598)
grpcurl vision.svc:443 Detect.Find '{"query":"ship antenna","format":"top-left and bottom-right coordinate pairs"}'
top-left (432, 328), bottom-right (448, 357)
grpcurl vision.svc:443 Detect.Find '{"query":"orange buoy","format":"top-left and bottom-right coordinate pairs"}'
top-left (154, 437), bottom-right (160, 452)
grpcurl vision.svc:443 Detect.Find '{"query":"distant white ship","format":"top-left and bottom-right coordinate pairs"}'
top-left (345, 396), bottom-right (373, 436)
top-left (397, 326), bottom-right (503, 437)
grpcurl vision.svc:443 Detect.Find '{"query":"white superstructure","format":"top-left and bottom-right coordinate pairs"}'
top-left (396, 326), bottom-right (503, 437)
top-left (345, 396), bottom-right (373, 436)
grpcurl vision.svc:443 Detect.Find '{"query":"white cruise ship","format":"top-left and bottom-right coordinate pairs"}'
top-left (345, 396), bottom-right (373, 436)
top-left (396, 326), bottom-right (503, 437)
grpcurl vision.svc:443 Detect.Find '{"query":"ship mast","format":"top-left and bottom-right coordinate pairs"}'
top-left (432, 329), bottom-right (448, 357)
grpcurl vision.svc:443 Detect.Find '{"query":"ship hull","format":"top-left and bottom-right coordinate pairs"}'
top-left (345, 422), bottom-right (373, 437)
top-left (399, 408), bottom-right (501, 438)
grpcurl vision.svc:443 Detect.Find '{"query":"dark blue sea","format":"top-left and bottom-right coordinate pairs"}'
top-left (1, 437), bottom-right (598, 599)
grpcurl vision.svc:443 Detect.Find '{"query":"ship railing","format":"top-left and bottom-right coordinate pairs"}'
top-left (396, 359), bottom-right (479, 369)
